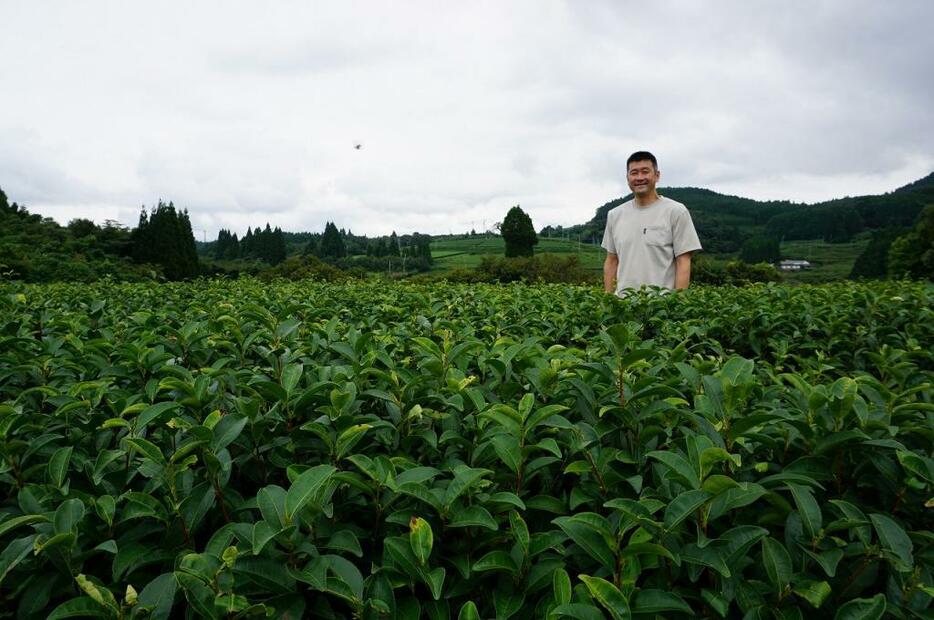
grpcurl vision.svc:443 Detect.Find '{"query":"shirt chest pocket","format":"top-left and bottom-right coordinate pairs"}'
top-left (644, 226), bottom-right (672, 247)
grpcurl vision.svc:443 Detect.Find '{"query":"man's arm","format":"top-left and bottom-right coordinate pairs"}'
top-left (674, 252), bottom-right (693, 289)
top-left (603, 253), bottom-right (619, 293)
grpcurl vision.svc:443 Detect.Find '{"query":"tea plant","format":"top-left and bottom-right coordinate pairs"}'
top-left (0, 279), bottom-right (931, 618)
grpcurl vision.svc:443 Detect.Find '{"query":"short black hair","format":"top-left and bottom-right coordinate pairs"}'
top-left (627, 151), bottom-right (657, 170)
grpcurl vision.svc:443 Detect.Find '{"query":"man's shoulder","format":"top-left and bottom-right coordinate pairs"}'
top-left (657, 195), bottom-right (689, 212)
top-left (606, 200), bottom-right (635, 219)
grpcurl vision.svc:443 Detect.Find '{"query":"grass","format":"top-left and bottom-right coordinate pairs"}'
top-left (430, 235), bottom-right (606, 272)
top-left (779, 235), bottom-right (870, 283)
top-left (427, 233), bottom-right (872, 282)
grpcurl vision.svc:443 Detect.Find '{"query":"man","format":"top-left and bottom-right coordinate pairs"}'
top-left (602, 151), bottom-right (702, 295)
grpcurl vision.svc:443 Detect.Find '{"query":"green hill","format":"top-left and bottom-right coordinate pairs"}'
top-left (0, 188), bottom-right (150, 282)
top-left (550, 173), bottom-right (934, 256)
top-left (431, 235), bottom-right (605, 272)
top-left (0, 188), bottom-right (203, 283)
top-left (6, 171), bottom-right (931, 283)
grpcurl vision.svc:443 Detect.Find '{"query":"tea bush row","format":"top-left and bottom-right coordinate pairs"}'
top-left (0, 280), bottom-right (931, 618)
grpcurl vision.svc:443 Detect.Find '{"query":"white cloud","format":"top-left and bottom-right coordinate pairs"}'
top-left (0, 0), bottom-right (931, 238)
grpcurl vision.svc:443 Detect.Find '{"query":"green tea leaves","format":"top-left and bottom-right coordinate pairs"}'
top-left (762, 537), bottom-right (793, 593)
top-left (473, 551), bottom-right (518, 574)
top-left (409, 517), bottom-right (433, 565)
top-left (647, 450), bottom-right (700, 490)
top-left (48, 446), bottom-right (73, 487)
top-left (1, 279), bottom-right (931, 617)
top-left (833, 594), bottom-right (886, 620)
top-left (787, 483), bottom-right (822, 541)
top-left (125, 437), bottom-right (166, 465)
top-left (869, 513), bottom-right (914, 571)
top-left (664, 489), bottom-right (713, 531)
top-left (284, 464), bottom-right (336, 523)
top-left (553, 515), bottom-right (615, 572)
top-left (579, 575), bottom-right (631, 620)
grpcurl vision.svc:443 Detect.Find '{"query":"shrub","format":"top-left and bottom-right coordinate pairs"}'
top-left (405, 268), bottom-right (487, 284)
top-left (258, 255), bottom-right (354, 282)
top-left (0, 280), bottom-right (930, 618)
top-left (476, 254), bottom-right (596, 284)
top-left (501, 205), bottom-right (538, 257)
top-left (693, 257), bottom-right (782, 285)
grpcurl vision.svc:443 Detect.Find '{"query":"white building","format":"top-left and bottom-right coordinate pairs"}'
top-left (778, 260), bottom-right (812, 271)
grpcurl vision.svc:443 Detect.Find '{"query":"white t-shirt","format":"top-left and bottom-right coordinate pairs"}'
top-left (601, 196), bottom-right (702, 294)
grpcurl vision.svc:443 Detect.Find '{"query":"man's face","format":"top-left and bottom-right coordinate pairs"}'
top-left (627, 160), bottom-right (659, 196)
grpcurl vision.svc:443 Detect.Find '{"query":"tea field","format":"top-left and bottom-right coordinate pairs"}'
top-left (430, 237), bottom-right (605, 272)
top-left (1, 280), bottom-right (932, 619)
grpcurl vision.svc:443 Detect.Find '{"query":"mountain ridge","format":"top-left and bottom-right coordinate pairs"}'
top-left (545, 171), bottom-right (934, 253)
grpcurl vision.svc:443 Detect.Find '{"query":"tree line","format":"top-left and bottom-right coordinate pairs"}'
top-left (568, 176), bottom-right (933, 256)
top-left (849, 205), bottom-right (934, 280)
top-left (0, 188), bottom-right (146, 282)
top-left (301, 222), bottom-right (433, 262)
top-left (2, 174), bottom-right (931, 283)
top-left (131, 201), bottom-right (200, 279)
top-left (214, 224), bottom-right (287, 265)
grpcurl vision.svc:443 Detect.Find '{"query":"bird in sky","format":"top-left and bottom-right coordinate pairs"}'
top-left (354, 143), bottom-right (363, 150)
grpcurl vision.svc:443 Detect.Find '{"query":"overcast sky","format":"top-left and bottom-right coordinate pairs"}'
top-left (1, 1), bottom-right (932, 238)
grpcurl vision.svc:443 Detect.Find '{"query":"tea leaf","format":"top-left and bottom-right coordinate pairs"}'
top-left (252, 521), bottom-right (279, 556)
top-left (457, 601), bottom-right (481, 620)
top-left (761, 537), bottom-right (792, 593)
top-left (125, 437), bottom-right (166, 465)
top-left (0, 535), bottom-right (37, 586)
top-left (135, 401), bottom-right (179, 430)
top-left (664, 489), bottom-right (713, 530)
top-left (122, 492), bottom-right (169, 523)
top-left (443, 466), bottom-right (491, 509)
top-left (491, 435), bottom-right (521, 474)
top-left (53, 498), bottom-right (85, 534)
top-left (833, 594), bottom-right (886, 620)
top-left (409, 517), bottom-right (433, 565)
top-left (869, 513), bottom-right (914, 571)
top-left (631, 589), bottom-right (691, 613)
top-left (699, 447), bottom-right (738, 479)
top-left (509, 510), bottom-right (530, 555)
top-left (46, 597), bottom-right (110, 619)
top-left (211, 414), bottom-right (248, 451)
top-left (48, 446), bottom-right (73, 487)
top-left (175, 571), bottom-right (219, 619)
top-left (0, 514), bottom-right (48, 538)
top-left (75, 574), bottom-right (118, 612)
top-left (473, 551), bottom-right (518, 574)
top-left (553, 516), bottom-right (615, 572)
top-left (336, 424), bottom-right (371, 459)
top-left (787, 483), bottom-right (822, 541)
top-left (493, 586), bottom-right (524, 620)
top-left (579, 575), bottom-right (631, 620)
top-left (550, 603), bottom-right (605, 620)
top-left (450, 505), bottom-right (498, 530)
top-left (257, 485), bottom-right (288, 530)
top-left (793, 579), bottom-right (832, 609)
top-left (284, 464), bottom-right (336, 523)
top-left (553, 568), bottom-right (572, 605)
top-left (647, 450), bottom-right (700, 490)
top-left (802, 547), bottom-right (844, 578)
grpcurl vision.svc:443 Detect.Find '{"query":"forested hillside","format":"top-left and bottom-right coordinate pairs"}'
top-left (544, 173), bottom-right (934, 255)
top-left (0, 188), bottom-right (199, 282)
top-left (3, 171), bottom-right (931, 283)
top-left (198, 223), bottom-right (434, 276)
top-left (0, 187), bottom-right (149, 282)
